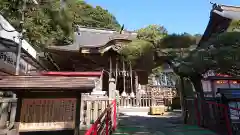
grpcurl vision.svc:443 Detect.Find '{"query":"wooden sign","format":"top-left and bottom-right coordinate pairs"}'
top-left (19, 98), bottom-right (76, 132)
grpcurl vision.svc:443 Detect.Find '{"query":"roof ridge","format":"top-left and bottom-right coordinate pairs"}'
top-left (219, 4), bottom-right (240, 8)
top-left (77, 25), bottom-right (118, 32)
top-left (77, 25), bottom-right (136, 34)
top-left (219, 4), bottom-right (240, 12)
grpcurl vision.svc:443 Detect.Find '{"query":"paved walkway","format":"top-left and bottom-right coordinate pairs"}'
top-left (113, 111), bottom-right (218, 135)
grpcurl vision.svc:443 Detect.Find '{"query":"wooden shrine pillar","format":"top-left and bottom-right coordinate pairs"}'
top-left (121, 60), bottom-right (127, 97)
top-left (121, 60), bottom-right (127, 107)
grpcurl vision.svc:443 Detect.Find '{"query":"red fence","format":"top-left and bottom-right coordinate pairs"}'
top-left (186, 98), bottom-right (240, 135)
top-left (85, 99), bottom-right (117, 135)
top-left (203, 101), bottom-right (233, 135)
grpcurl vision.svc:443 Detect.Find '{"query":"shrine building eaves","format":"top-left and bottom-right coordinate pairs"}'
top-left (0, 76), bottom-right (95, 92)
top-left (212, 4), bottom-right (240, 20)
top-left (198, 3), bottom-right (240, 47)
top-left (46, 26), bottom-right (137, 53)
top-left (196, 3), bottom-right (240, 76)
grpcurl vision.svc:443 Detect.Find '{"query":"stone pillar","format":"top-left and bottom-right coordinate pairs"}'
top-left (0, 102), bottom-right (8, 129)
top-left (135, 72), bottom-right (140, 106)
top-left (130, 63), bottom-right (134, 98)
top-left (109, 78), bottom-right (116, 99)
top-left (91, 75), bottom-right (106, 96)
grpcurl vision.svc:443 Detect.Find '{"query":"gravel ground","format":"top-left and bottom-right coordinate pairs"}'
top-left (113, 111), bottom-right (218, 135)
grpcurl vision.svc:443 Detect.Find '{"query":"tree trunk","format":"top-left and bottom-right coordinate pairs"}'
top-left (179, 76), bottom-right (188, 124)
top-left (190, 76), bottom-right (206, 127)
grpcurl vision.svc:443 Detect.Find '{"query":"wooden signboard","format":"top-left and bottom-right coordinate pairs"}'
top-left (19, 98), bottom-right (76, 132)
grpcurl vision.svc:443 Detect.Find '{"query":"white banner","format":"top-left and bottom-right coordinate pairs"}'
top-left (0, 43), bottom-right (29, 75)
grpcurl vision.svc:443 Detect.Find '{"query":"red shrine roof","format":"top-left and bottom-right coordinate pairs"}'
top-left (41, 71), bottom-right (102, 77)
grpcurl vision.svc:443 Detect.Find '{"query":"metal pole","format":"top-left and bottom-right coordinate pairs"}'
top-left (15, 0), bottom-right (26, 75)
top-left (15, 0), bottom-right (39, 75)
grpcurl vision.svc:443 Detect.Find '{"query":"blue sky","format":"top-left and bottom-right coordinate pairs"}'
top-left (85, 0), bottom-right (240, 34)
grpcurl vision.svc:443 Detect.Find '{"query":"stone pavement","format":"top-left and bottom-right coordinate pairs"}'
top-left (113, 111), bottom-right (218, 135)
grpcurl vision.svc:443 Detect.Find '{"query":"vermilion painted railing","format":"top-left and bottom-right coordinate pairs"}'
top-left (188, 98), bottom-right (240, 135)
top-left (85, 99), bottom-right (117, 135)
top-left (203, 101), bottom-right (233, 135)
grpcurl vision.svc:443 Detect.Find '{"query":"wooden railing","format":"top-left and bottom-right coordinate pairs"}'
top-left (80, 95), bottom-right (110, 129)
top-left (119, 95), bottom-right (172, 107)
top-left (185, 98), bottom-right (240, 135)
top-left (184, 98), bottom-right (200, 125)
top-left (119, 96), bottom-right (152, 107)
top-left (85, 99), bottom-right (117, 135)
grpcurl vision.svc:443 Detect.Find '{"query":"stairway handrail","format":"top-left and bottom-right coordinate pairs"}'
top-left (85, 99), bottom-right (117, 135)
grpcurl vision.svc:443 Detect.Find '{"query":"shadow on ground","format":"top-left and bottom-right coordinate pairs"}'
top-left (113, 111), bottom-right (218, 135)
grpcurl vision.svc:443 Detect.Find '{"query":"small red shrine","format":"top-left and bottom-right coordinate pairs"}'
top-left (202, 73), bottom-right (240, 97)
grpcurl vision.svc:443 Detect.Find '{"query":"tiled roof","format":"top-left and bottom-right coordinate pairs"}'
top-left (0, 76), bottom-right (95, 91)
top-left (46, 26), bottom-right (137, 52)
top-left (213, 4), bottom-right (240, 20)
top-left (75, 26), bottom-right (136, 47)
top-left (40, 71), bottom-right (102, 76)
top-left (198, 4), bottom-right (240, 46)
top-left (197, 4), bottom-right (240, 76)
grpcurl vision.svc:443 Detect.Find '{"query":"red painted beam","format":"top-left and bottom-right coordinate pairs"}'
top-left (41, 71), bottom-right (102, 77)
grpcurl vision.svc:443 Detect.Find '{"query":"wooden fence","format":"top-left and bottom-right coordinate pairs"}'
top-left (119, 94), bottom-right (153, 107)
top-left (118, 91), bottom-right (173, 108)
top-left (80, 94), bottom-right (110, 130)
top-left (0, 94), bottom-right (112, 132)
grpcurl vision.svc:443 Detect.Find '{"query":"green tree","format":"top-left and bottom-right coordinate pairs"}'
top-left (162, 32), bottom-right (240, 124)
top-left (0, 0), bottom-right (73, 49)
top-left (120, 25), bottom-right (168, 73)
top-left (137, 24), bottom-right (167, 47)
top-left (0, 0), bottom-right (121, 49)
top-left (67, 0), bottom-right (121, 30)
top-left (120, 39), bottom-right (153, 65)
top-left (160, 33), bottom-right (196, 49)
top-left (153, 33), bottom-right (200, 123)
